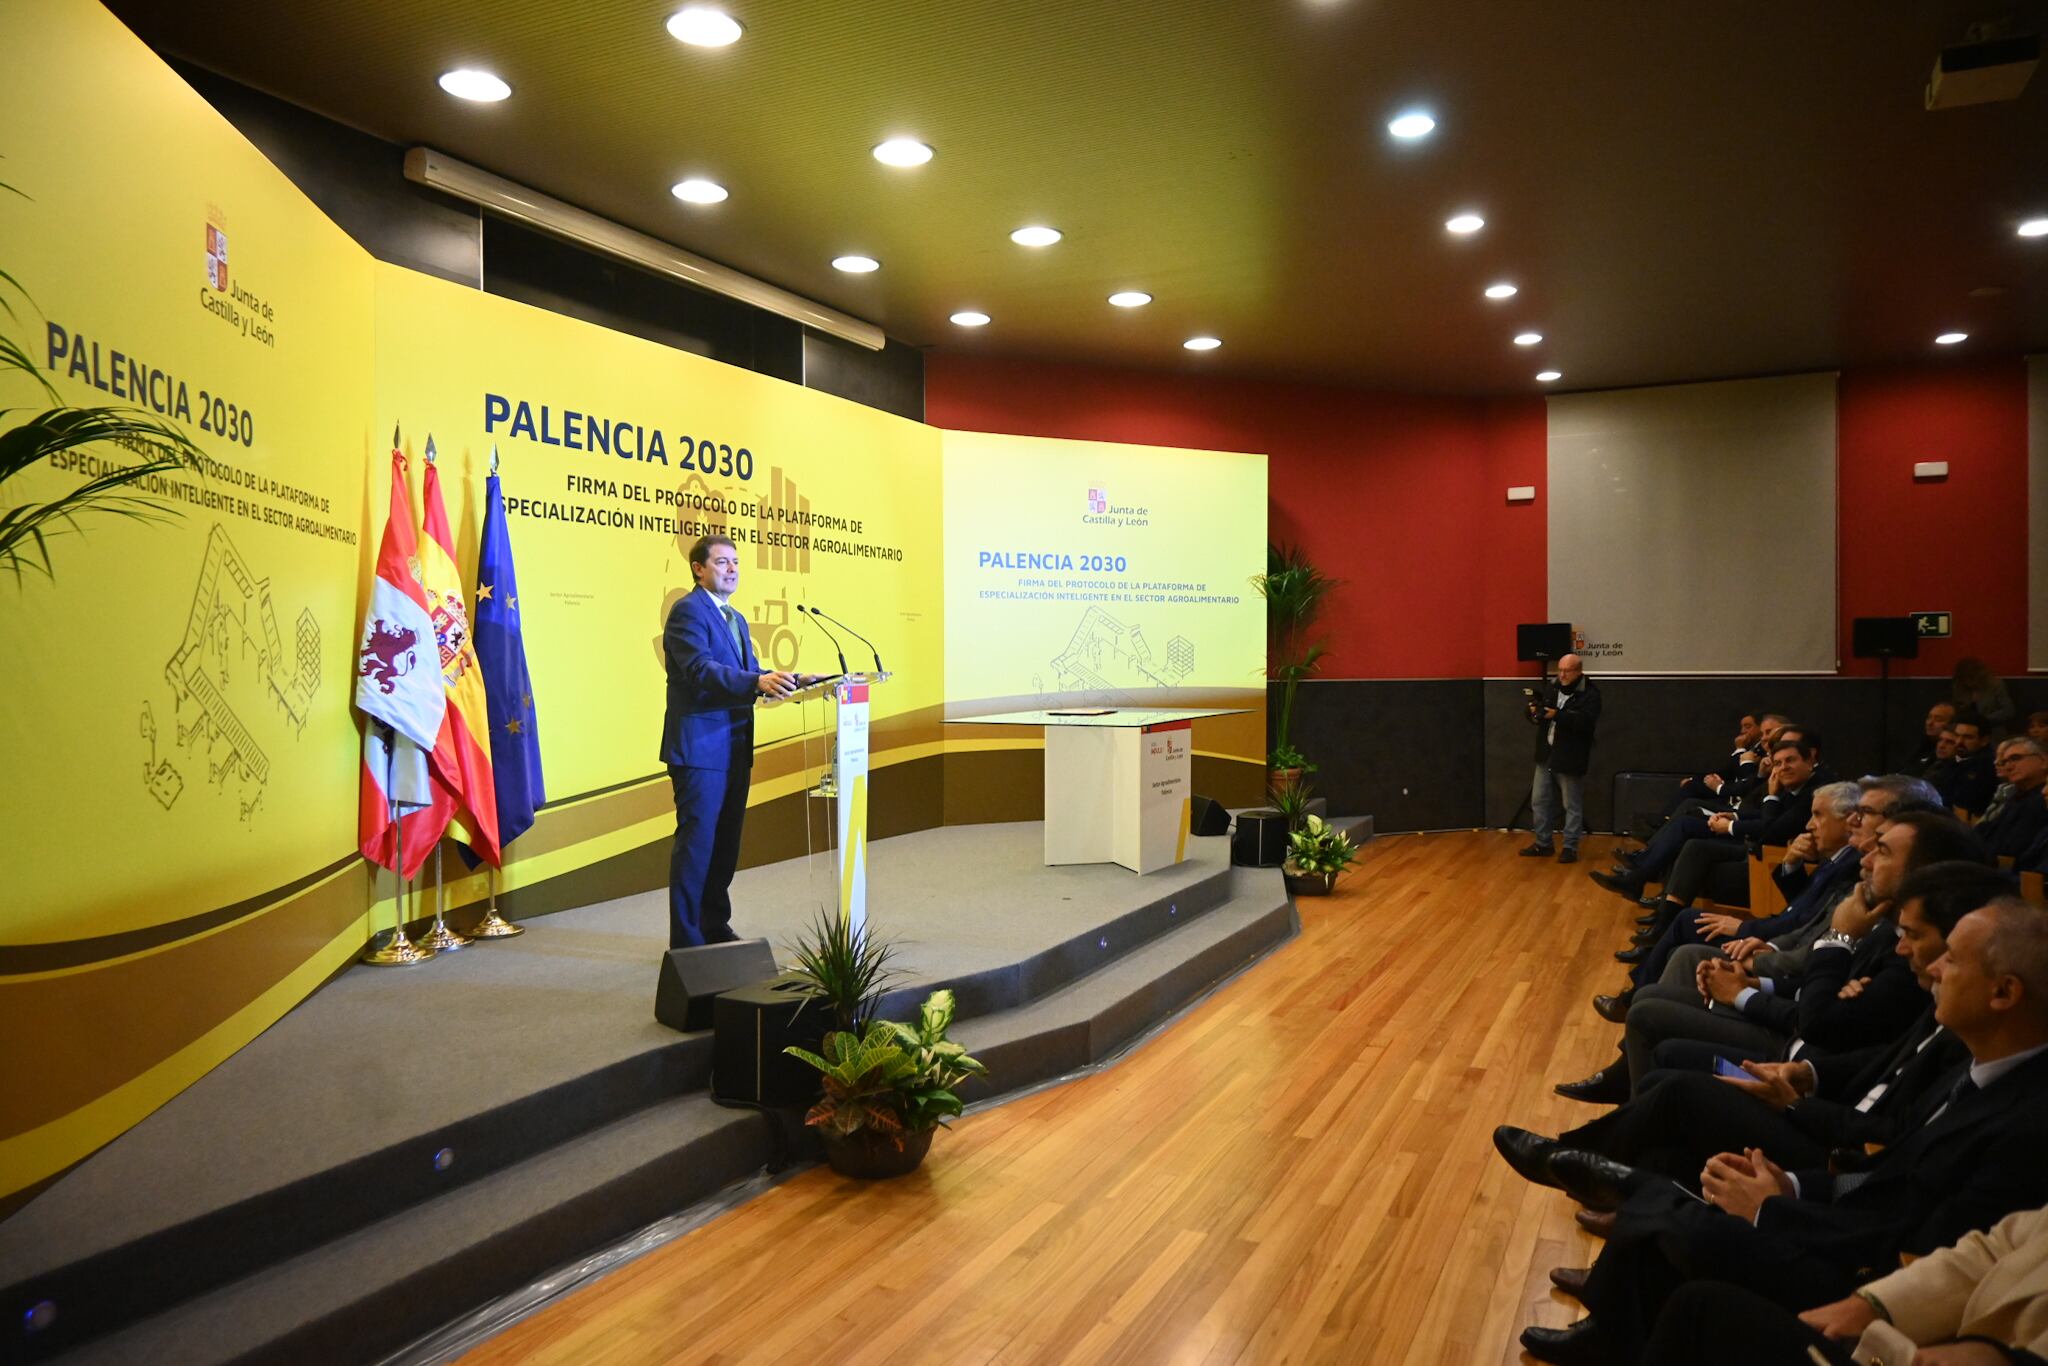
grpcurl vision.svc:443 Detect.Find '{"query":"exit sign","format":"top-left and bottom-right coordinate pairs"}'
top-left (1912, 611), bottom-right (1952, 638)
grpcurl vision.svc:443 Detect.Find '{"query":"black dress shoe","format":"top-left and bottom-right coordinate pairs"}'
top-left (1491, 1125), bottom-right (1563, 1188)
top-left (1556, 848), bottom-right (1578, 865)
top-left (1549, 1149), bottom-right (1649, 1213)
top-left (1575, 1208), bottom-right (1616, 1237)
top-left (1520, 1318), bottom-right (1604, 1366)
top-left (1588, 868), bottom-right (1643, 898)
top-left (1633, 911), bottom-right (1660, 926)
top-left (1554, 1063), bottom-right (1629, 1104)
top-left (1548, 1265), bottom-right (1592, 1299)
top-left (1591, 992), bottom-right (1632, 1024)
top-left (1629, 926), bottom-right (1658, 946)
top-left (1613, 945), bottom-right (1646, 964)
top-left (1520, 841), bottom-right (1555, 857)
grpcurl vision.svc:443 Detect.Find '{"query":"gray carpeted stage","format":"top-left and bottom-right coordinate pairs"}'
top-left (0, 821), bottom-right (1307, 1366)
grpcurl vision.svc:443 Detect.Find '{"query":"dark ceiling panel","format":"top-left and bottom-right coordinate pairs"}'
top-left (104, 0), bottom-right (2048, 394)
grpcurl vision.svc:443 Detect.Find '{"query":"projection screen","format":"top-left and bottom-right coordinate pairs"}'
top-left (1547, 373), bottom-right (1838, 675)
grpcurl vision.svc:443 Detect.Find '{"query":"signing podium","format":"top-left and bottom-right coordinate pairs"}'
top-left (957, 708), bottom-right (1248, 874)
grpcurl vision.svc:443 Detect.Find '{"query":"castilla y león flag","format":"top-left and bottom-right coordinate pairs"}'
top-left (356, 445), bottom-right (446, 874)
top-left (419, 441), bottom-right (501, 866)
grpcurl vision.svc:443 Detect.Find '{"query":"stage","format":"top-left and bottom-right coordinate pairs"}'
top-left (0, 821), bottom-right (1308, 1365)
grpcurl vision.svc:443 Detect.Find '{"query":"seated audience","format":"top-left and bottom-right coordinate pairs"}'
top-left (1925, 724), bottom-right (1966, 805)
top-left (1670, 712), bottom-right (1766, 810)
top-left (1497, 862), bottom-right (2012, 1193)
top-left (1515, 894), bottom-right (2048, 1364)
top-left (1599, 780), bottom-right (1862, 1018)
top-left (1558, 808), bottom-right (1987, 1099)
top-left (2029, 709), bottom-right (2048, 747)
top-left (1914, 700), bottom-right (1959, 772)
top-left (1974, 738), bottom-right (2048, 860)
top-left (1639, 1201), bottom-right (2048, 1364)
top-left (1949, 716), bottom-right (2001, 815)
top-left (1594, 735), bottom-right (1828, 906)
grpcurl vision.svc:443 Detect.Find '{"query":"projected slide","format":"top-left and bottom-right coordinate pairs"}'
top-left (942, 430), bottom-right (1266, 712)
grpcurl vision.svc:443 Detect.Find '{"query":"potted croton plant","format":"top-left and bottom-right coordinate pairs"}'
top-left (784, 988), bottom-right (988, 1179)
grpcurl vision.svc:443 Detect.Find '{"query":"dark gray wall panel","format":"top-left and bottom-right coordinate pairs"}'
top-left (1284, 680), bottom-right (1486, 833)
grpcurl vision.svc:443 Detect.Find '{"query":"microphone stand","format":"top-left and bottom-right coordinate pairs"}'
top-left (808, 605), bottom-right (884, 675)
top-left (797, 604), bottom-right (849, 676)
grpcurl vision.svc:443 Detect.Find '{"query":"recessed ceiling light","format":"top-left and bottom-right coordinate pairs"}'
top-left (873, 138), bottom-right (933, 167)
top-left (666, 6), bottom-right (744, 47)
top-left (670, 178), bottom-right (728, 204)
top-left (1935, 331), bottom-right (1968, 345)
top-left (1445, 213), bottom-right (1484, 235)
top-left (1108, 291), bottom-right (1153, 308)
top-left (832, 255), bottom-right (880, 273)
top-left (1536, 370), bottom-right (1562, 382)
top-left (950, 310), bottom-right (990, 327)
top-left (438, 69), bottom-right (511, 102)
top-left (1183, 336), bottom-right (1222, 351)
top-left (1387, 111), bottom-right (1436, 140)
top-left (1010, 225), bottom-right (1062, 247)
top-left (1484, 282), bottom-right (1518, 300)
top-left (1513, 332), bottom-right (1543, 346)
top-left (2017, 217), bottom-right (2048, 238)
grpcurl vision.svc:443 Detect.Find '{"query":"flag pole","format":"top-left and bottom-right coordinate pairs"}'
top-left (363, 724), bottom-right (434, 966)
top-left (419, 840), bottom-right (471, 953)
top-left (470, 863), bottom-right (523, 938)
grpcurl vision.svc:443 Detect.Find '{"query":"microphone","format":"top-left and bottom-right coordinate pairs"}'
top-left (807, 605), bottom-right (884, 675)
top-left (797, 605), bottom-right (848, 676)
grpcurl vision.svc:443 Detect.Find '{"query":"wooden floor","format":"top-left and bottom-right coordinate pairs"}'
top-left (460, 831), bottom-right (1638, 1366)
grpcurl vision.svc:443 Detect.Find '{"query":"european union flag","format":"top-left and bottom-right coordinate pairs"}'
top-left (471, 467), bottom-right (545, 856)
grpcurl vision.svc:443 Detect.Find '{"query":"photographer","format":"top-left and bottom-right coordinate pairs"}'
top-left (1521, 653), bottom-right (1602, 865)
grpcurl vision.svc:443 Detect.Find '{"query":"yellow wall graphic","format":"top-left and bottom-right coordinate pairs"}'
top-left (0, 0), bottom-right (1264, 1201)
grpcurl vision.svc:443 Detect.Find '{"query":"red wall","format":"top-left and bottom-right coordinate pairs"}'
top-left (926, 352), bottom-right (2032, 681)
top-left (1837, 358), bottom-right (2030, 678)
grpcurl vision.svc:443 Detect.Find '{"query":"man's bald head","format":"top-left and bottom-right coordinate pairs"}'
top-left (1557, 654), bottom-right (1584, 684)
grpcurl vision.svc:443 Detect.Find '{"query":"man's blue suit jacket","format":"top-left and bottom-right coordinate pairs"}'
top-left (660, 586), bottom-right (759, 771)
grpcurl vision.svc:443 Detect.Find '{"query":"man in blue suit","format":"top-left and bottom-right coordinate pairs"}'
top-left (661, 535), bottom-right (799, 948)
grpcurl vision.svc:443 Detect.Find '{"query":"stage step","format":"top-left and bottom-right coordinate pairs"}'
top-left (21, 872), bottom-right (1295, 1366)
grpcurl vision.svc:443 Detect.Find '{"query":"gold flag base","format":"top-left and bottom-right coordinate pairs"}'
top-left (469, 909), bottom-right (524, 938)
top-left (418, 919), bottom-right (471, 953)
top-left (362, 927), bottom-right (435, 967)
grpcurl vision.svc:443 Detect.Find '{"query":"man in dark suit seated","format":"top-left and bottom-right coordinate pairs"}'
top-left (1667, 712), bottom-right (1766, 811)
top-left (660, 534), bottom-right (802, 949)
top-left (1912, 701), bottom-right (1958, 772)
top-left (1515, 895), bottom-right (2048, 1365)
top-left (1948, 716), bottom-right (2001, 815)
top-left (1496, 862), bottom-right (2013, 1193)
top-left (1974, 738), bottom-right (2048, 860)
top-left (1925, 724), bottom-right (1966, 806)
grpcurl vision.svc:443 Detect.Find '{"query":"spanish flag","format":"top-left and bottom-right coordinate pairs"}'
top-left (418, 440), bottom-right (501, 866)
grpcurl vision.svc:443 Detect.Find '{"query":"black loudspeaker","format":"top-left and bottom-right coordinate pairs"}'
top-left (1231, 809), bottom-right (1288, 867)
top-left (1851, 616), bottom-right (1920, 660)
top-left (713, 974), bottom-right (827, 1107)
top-left (1190, 794), bottom-right (1231, 836)
top-left (654, 938), bottom-right (779, 1033)
top-left (1516, 622), bottom-right (1575, 661)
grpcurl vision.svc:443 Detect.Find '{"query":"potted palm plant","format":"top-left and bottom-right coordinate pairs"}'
top-left (785, 988), bottom-right (988, 1178)
top-left (4, 184), bottom-right (204, 581)
top-left (1251, 543), bottom-right (1338, 795)
top-left (785, 907), bottom-right (895, 1035)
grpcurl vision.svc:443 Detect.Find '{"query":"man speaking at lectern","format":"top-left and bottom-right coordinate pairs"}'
top-left (661, 534), bottom-right (799, 948)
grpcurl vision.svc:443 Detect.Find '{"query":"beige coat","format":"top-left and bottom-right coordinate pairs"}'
top-left (1861, 1203), bottom-right (2048, 1354)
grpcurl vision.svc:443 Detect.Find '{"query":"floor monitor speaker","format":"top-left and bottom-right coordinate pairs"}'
top-left (1231, 809), bottom-right (1288, 867)
top-left (654, 937), bottom-right (779, 1033)
top-left (712, 974), bottom-right (827, 1107)
top-left (1190, 794), bottom-right (1232, 836)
